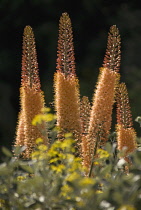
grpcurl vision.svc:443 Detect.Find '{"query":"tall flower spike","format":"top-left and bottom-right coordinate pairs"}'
top-left (103, 25), bottom-right (121, 72)
top-left (87, 68), bottom-right (119, 162)
top-left (22, 26), bottom-right (41, 91)
top-left (86, 25), bottom-right (121, 172)
top-left (116, 83), bottom-right (137, 158)
top-left (54, 13), bottom-right (82, 155)
top-left (15, 26), bottom-right (48, 158)
top-left (116, 83), bottom-right (133, 128)
top-left (56, 12), bottom-right (75, 76)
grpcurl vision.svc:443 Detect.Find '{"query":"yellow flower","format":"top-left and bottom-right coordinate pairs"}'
top-left (66, 172), bottom-right (81, 182)
top-left (64, 133), bottom-right (73, 138)
top-left (32, 113), bottom-right (56, 126)
top-left (96, 190), bottom-right (103, 194)
top-left (43, 113), bottom-right (56, 122)
top-left (49, 157), bottom-right (60, 163)
top-left (31, 151), bottom-right (40, 159)
top-left (94, 161), bottom-right (99, 165)
top-left (17, 175), bottom-right (27, 181)
top-left (51, 164), bottom-right (65, 173)
top-left (79, 177), bottom-right (95, 186)
top-left (97, 148), bottom-right (110, 159)
top-left (38, 144), bottom-right (48, 152)
top-left (36, 138), bottom-right (43, 144)
top-left (61, 139), bottom-right (74, 149)
top-left (32, 114), bottom-right (44, 126)
top-left (60, 184), bottom-right (72, 199)
top-left (41, 107), bottom-right (51, 113)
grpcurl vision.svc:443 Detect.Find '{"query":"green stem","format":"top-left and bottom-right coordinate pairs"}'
top-left (88, 133), bottom-right (100, 177)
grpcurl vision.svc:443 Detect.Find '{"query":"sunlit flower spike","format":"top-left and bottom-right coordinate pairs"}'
top-left (54, 13), bottom-right (82, 155)
top-left (116, 83), bottom-right (137, 159)
top-left (85, 25), bottom-right (121, 173)
top-left (15, 25), bottom-right (48, 158)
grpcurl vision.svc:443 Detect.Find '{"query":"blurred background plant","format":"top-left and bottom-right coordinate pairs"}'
top-left (1, 0), bottom-right (141, 159)
top-left (0, 110), bottom-right (141, 209)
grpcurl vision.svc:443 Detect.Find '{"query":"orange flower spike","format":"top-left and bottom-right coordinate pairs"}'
top-left (86, 25), bottom-right (121, 169)
top-left (56, 12), bottom-right (75, 75)
top-left (54, 13), bottom-right (81, 153)
top-left (88, 68), bottom-right (118, 147)
top-left (15, 26), bottom-right (47, 158)
top-left (21, 25), bottom-right (41, 91)
top-left (21, 87), bottom-right (47, 158)
top-left (116, 83), bottom-right (137, 157)
top-left (103, 25), bottom-right (121, 72)
top-left (116, 83), bottom-right (133, 128)
top-left (117, 125), bottom-right (136, 156)
top-left (54, 72), bottom-right (81, 133)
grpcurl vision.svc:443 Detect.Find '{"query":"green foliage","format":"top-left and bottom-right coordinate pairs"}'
top-left (0, 113), bottom-right (141, 209)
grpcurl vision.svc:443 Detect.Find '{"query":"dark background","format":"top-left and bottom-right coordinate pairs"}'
top-left (0, 0), bottom-right (141, 155)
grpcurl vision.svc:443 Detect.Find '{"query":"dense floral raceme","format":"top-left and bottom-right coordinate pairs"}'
top-left (54, 12), bottom-right (82, 154)
top-left (116, 83), bottom-right (133, 129)
top-left (15, 26), bottom-right (47, 158)
top-left (103, 25), bottom-right (121, 73)
top-left (18, 87), bottom-right (47, 158)
top-left (54, 71), bottom-right (82, 151)
top-left (86, 68), bottom-right (119, 168)
top-left (116, 125), bottom-right (137, 156)
top-left (21, 25), bottom-right (41, 91)
top-left (56, 12), bottom-right (75, 75)
top-left (116, 83), bottom-right (137, 158)
top-left (83, 25), bottom-right (121, 171)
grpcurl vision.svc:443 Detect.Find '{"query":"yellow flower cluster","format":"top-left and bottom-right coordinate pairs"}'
top-left (32, 113), bottom-right (56, 126)
top-left (17, 174), bottom-right (28, 181)
top-left (31, 138), bottom-right (48, 160)
top-left (97, 148), bottom-right (110, 159)
top-left (31, 133), bottom-right (82, 175)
